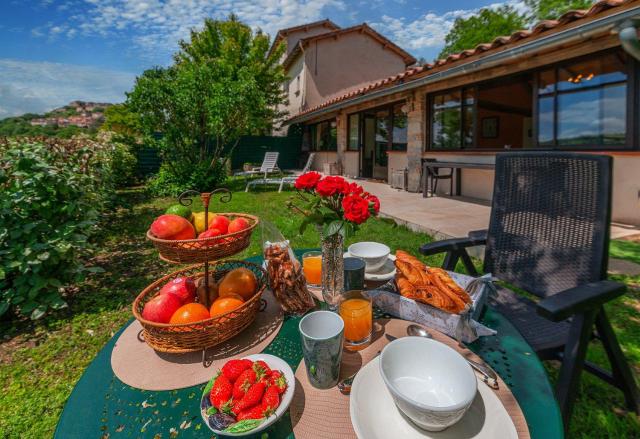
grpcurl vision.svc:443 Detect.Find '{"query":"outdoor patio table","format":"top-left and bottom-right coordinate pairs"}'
top-left (55, 251), bottom-right (564, 439)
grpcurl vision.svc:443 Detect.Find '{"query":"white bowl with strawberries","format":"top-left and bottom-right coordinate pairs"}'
top-left (200, 353), bottom-right (295, 436)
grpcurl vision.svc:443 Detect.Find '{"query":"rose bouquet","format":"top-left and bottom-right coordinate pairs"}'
top-left (289, 172), bottom-right (380, 238)
top-left (288, 172), bottom-right (381, 309)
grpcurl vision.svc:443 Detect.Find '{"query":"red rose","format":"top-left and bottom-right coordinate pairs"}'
top-left (342, 194), bottom-right (371, 224)
top-left (366, 194), bottom-right (380, 214)
top-left (294, 172), bottom-right (322, 190)
top-left (342, 182), bottom-right (363, 196)
top-left (316, 176), bottom-right (348, 197)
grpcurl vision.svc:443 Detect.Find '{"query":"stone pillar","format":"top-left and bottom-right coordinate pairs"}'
top-left (406, 93), bottom-right (425, 192)
top-left (336, 111), bottom-right (347, 175)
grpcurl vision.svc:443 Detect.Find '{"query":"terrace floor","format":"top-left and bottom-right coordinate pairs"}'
top-left (350, 178), bottom-right (640, 273)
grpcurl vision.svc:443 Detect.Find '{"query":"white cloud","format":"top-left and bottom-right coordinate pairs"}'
top-left (370, 0), bottom-right (528, 53)
top-left (0, 59), bottom-right (135, 118)
top-left (33, 0), bottom-right (345, 60)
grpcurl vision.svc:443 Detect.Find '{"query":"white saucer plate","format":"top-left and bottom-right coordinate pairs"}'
top-left (350, 356), bottom-right (517, 439)
top-left (344, 252), bottom-right (396, 282)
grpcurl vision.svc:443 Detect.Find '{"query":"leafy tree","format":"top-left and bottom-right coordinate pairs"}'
top-left (525, 0), bottom-right (593, 21)
top-left (127, 16), bottom-right (287, 195)
top-left (438, 6), bottom-right (527, 59)
top-left (101, 103), bottom-right (141, 145)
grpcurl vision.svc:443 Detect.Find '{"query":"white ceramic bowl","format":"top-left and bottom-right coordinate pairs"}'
top-left (347, 242), bottom-right (390, 273)
top-left (379, 337), bottom-right (477, 431)
top-left (200, 353), bottom-right (295, 436)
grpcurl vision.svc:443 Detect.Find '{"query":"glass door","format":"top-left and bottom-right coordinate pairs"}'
top-left (373, 109), bottom-right (390, 180)
top-left (360, 114), bottom-right (375, 178)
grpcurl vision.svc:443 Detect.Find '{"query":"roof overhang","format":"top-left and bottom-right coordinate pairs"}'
top-left (286, 4), bottom-right (640, 125)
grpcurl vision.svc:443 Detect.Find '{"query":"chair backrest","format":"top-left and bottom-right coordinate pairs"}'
top-left (302, 153), bottom-right (316, 173)
top-left (260, 151), bottom-right (279, 172)
top-left (484, 152), bottom-right (612, 298)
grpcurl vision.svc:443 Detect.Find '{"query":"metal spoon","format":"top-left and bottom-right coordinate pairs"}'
top-left (407, 324), bottom-right (499, 389)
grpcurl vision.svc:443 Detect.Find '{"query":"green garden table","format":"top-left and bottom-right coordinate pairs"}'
top-left (55, 253), bottom-right (564, 439)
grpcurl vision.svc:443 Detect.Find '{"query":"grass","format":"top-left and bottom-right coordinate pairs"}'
top-left (0, 183), bottom-right (638, 438)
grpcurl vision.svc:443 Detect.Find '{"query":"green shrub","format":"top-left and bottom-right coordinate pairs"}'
top-left (147, 157), bottom-right (227, 196)
top-left (0, 138), bottom-right (115, 319)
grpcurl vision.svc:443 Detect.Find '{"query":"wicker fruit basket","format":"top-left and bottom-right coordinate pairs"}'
top-left (132, 260), bottom-right (268, 353)
top-left (147, 213), bottom-right (259, 264)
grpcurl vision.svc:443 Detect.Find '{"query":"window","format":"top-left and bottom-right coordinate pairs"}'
top-left (537, 52), bottom-right (628, 147)
top-left (430, 89), bottom-right (474, 149)
top-left (427, 49), bottom-right (631, 151)
top-left (391, 103), bottom-right (408, 150)
top-left (304, 119), bottom-right (337, 151)
top-left (348, 113), bottom-right (359, 150)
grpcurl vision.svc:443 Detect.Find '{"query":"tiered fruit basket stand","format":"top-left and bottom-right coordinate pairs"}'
top-left (132, 188), bottom-right (266, 353)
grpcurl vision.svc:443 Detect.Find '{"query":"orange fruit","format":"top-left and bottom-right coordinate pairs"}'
top-left (218, 268), bottom-right (258, 301)
top-left (169, 302), bottom-right (210, 324)
top-left (210, 296), bottom-right (245, 317)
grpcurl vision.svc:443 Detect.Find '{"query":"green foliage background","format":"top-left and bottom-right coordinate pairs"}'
top-left (0, 136), bottom-right (134, 319)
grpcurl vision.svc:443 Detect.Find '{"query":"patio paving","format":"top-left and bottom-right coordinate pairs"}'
top-left (351, 178), bottom-right (640, 273)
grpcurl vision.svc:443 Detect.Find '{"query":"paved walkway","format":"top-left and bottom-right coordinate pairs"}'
top-left (352, 179), bottom-right (640, 274)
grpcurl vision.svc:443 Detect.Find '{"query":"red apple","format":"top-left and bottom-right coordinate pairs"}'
top-left (150, 214), bottom-right (196, 240)
top-left (209, 215), bottom-right (230, 234)
top-left (141, 293), bottom-right (182, 323)
top-left (228, 217), bottom-right (250, 234)
top-left (198, 228), bottom-right (223, 246)
top-left (158, 276), bottom-right (196, 304)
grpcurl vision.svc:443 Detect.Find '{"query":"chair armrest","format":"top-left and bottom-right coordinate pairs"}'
top-left (468, 229), bottom-right (488, 240)
top-left (537, 280), bottom-right (627, 322)
top-left (419, 234), bottom-right (487, 256)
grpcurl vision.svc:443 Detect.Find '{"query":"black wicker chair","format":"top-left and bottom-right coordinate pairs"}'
top-left (423, 158), bottom-right (454, 197)
top-left (419, 152), bottom-right (639, 431)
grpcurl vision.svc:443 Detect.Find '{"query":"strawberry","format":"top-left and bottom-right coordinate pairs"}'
top-left (232, 382), bottom-right (266, 414)
top-left (232, 368), bottom-right (256, 400)
top-left (261, 384), bottom-right (280, 413)
top-left (269, 370), bottom-right (288, 394)
top-left (254, 360), bottom-right (271, 376)
top-left (236, 405), bottom-right (265, 421)
top-left (221, 359), bottom-right (253, 383)
top-left (209, 373), bottom-right (233, 412)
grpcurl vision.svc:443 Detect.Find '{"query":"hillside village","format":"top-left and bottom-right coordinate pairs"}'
top-left (29, 101), bottom-right (112, 128)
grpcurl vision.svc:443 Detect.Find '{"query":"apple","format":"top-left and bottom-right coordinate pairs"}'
top-left (141, 293), bottom-right (182, 323)
top-left (198, 228), bottom-right (223, 246)
top-left (150, 214), bottom-right (196, 240)
top-left (209, 215), bottom-right (230, 234)
top-left (228, 217), bottom-right (250, 234)
top-left (158, 276), bottom-right (196, 304)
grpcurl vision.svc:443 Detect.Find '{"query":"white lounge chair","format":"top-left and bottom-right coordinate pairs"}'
top-left (246, 153), bottom-right (316, 192)
top-left (234, 151), bottom-right (280, 178)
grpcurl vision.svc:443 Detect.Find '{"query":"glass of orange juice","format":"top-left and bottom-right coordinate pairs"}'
top-left (302, 251), bottom-right (322, 287)
top-left (339, 290), bottom-right (373, 351)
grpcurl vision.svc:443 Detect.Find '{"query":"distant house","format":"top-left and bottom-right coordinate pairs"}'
top-left (284, 0), bottom-right (640, 226)
top-left (272, 19), bottom-right (416, 146)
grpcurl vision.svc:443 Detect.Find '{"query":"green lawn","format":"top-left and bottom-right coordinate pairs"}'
top-left (1, 185), bottom-right (638, 438)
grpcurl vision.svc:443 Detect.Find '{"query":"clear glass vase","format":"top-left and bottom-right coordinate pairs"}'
top-left (320, 229), bottom-right (344, 311)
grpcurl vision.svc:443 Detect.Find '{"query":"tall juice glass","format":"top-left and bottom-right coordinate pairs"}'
top-left (302, 251), bottom-right (322, 287)
top-left (339, 290), bottom-right (372, 351)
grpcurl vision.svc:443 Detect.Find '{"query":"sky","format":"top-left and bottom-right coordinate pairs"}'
top-left (0, 0), bottom-right (527, 118)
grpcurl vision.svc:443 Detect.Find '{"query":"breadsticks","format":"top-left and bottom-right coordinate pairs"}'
top-left (394, 250), bottom-right (471, 314)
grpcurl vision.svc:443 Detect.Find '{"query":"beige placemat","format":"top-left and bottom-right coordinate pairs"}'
top-left (111, 290), bottom-right (283, 391)
top-left (290, 318), bottom-right (529, 439)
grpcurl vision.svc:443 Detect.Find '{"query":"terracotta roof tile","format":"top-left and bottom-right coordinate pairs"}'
top-left (289, 0), bottom-right (632, 122)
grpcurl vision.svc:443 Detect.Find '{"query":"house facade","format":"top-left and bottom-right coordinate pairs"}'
top-left (286, 0), bottom-right (640, 226)
top-left (272, 20), bottom-right (416, 171)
